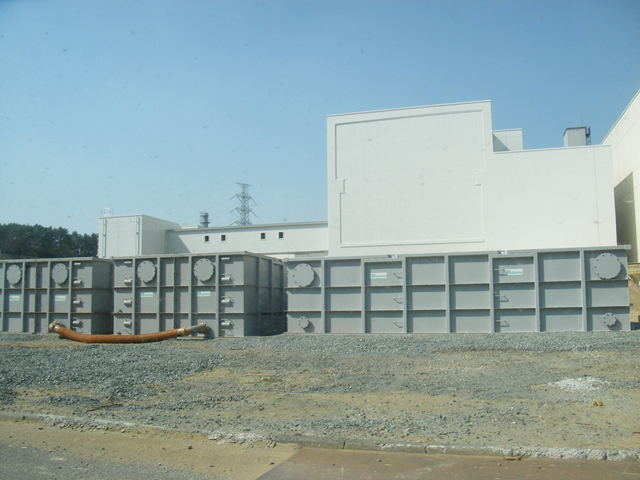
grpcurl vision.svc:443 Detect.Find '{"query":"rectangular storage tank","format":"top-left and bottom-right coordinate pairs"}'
top-left (112, 252), bottom-right (284, 337)
top-left (285, 247), bottom-right (630, 333)
top-left (1, 257), bottom-right (113, 334)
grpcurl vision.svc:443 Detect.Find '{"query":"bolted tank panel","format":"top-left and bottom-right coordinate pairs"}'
top-left (111, 253), bottom-right (284, 337)
top-left (285, 246), bottom-right (630, 334)
top-left (1, 258), bottom-right (113, 334)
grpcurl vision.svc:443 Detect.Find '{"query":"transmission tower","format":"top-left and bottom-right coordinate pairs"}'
top-left (232, 182), bottom-right (256, 226)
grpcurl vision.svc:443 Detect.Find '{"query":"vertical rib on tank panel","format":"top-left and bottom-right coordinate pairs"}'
top-left (365, 261), bottom-right (403, 314)
top-left (5, 264), bottom-right (24, 320)
top-left (448, 255), bottom-right (491, 332)
top-left (406, 256), bottom-right (447, 333)
top-left (325, 259), bottom-right (361, 333)
top-left (192, 256), bottom-right (216, 314)
top-left (285, 258), bottom-right (322, 333)
top-left (135, 257), bottom-right (158, 314)
top-left (492, 253), bottom-right (537, 333)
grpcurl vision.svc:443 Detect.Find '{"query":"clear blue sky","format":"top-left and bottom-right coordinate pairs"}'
top-left (1, 0), bottom-right (639, 235)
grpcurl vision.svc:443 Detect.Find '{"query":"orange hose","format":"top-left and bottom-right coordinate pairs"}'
top-left (49, 321), bottom-right (207, 344)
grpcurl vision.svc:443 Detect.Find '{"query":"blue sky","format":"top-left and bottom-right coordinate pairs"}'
top-left (1, 0), bottom-right (639, 235)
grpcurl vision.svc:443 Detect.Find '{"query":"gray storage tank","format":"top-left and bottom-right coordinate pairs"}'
top-left (112, 252), bottom-right (284, 337)
top-left (1, 258), bottom-right (113, 334)
top-left (285, 247), bottom-right (630, 333)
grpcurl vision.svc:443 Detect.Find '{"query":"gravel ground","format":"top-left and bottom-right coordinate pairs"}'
top-left (1, 331), bottom-right (639, 460)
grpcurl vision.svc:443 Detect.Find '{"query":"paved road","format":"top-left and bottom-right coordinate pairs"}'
top-left (0, 439), bottom-right (223, 480)
top-left (259, 447), bottom-right (640, 480)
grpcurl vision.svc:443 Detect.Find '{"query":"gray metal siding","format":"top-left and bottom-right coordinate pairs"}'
top-left (111, 253), bottom-right (284, 338)
top-left (285, 247), bottom-right (630, 334)
top-left (1, 258), bottom-right (113, 334)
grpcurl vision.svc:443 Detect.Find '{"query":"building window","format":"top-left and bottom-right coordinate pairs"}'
top-left (260, 232), bottom-right (266, 240)
top-left (279, 232), bottom-right (284, 239)
top-left (221, 234), bottom-right (226, 242)
top-left (204, 235), bottom-right (210, 243)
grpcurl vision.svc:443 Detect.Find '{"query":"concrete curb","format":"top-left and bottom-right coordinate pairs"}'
top-left (2, 411), bottom-right (638, 461)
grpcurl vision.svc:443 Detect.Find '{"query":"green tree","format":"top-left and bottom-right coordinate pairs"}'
top-left (0, 223), bottom-right (98, 258)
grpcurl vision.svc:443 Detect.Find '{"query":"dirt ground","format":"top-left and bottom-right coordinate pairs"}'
top-left (2, 335), bottom-right (640, 454)
top-left (0, 417), bottom-right (298, 479)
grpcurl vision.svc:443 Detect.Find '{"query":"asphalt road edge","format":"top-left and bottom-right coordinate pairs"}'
top-left (2, 411), bottom-right (638, 462)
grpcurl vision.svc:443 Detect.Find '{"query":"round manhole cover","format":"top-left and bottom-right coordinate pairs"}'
top-left (193, 258), bottom-right (215, 282)
top-left (291, 263), bottom-right (315, 287)
top-left (51, 263), bottom-right (69, 284)
top-left (603, 312), bottom-right (618, 328)
top-left (593, 253), bottom-right (621, 280)
top-left (6, 265), bottom-right (22, 285)
top-left (137, 260), bottom-right (157, 283)
top-left (298, 316), bottom-right (310, 329)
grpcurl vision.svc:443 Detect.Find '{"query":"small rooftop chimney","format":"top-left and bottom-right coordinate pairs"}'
top-left (199, 212), bottom-right (209, 228)
top-left (563, 127), bottom-right (591, 147)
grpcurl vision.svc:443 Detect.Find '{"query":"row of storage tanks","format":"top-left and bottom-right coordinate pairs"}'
top-left (0, 253), bottom-right (284, 337)
top-left (0, 247), bottom-right (632, 336)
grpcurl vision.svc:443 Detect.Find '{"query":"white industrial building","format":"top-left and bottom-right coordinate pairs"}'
top-left (602, 89), bottom-right (640, 262)
top-left (99, 99), bottom-right (618, 259)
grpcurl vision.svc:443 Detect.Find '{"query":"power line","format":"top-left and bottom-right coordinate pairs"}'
top-left (254, 202), bottom-right (279, 224)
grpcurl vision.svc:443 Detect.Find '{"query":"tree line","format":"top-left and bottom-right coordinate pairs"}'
top-left (0, 223), bottom-right (98, 258)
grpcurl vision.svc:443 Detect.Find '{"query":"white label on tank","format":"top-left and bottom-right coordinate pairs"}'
top-left (55, 295), bottom-right (66, 302)
top-left (9, 295), bottom-right (20, 302)
top-left (370, 272), bottom-right (387, 279)
top-left (504, 268), bottom-right (524, 276)
top-left (197, 291), bottom-right (212, 297)
top-left (140, 292), bottom-right (154, 298)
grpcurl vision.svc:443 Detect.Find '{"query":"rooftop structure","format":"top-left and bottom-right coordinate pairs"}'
top-left (99, 100), bottom-right (617, 260)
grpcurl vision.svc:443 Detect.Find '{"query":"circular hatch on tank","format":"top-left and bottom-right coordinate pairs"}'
top-left (593, 253), bottom-right (622, 280)
top-left (51, 263), bottom-right (69, 285)
top-left (193, 258), bottom-right (215, 282)
top-left (137, 261), bottom-right (157, 283)
top-left (298, 316), bottom-right (310, 329)
top-left (603, 312), bottom-right (618, 328)
top-left (291, 263), bottom-right (315, 287)
top-left (6, 265), bottom-right (22, 285)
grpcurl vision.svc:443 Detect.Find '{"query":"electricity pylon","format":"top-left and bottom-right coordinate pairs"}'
top-left (232, 182), bottom-right (256, 226)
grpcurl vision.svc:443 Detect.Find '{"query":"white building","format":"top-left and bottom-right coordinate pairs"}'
top-left (99, 100), bottom-right (618, 259)
top-left (602, 89), bottom-right (640, 262)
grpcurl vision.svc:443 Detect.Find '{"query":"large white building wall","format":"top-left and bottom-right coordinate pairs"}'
top-left (99, 215), bottom-right (179, 258)
top-left (327, 101), bottom-right (617, 257)
top-left (481, 145), bottom-right (616, 250)
top-left (327, 101), bottom-right (492, 255)
top-left (602, 89), bottom-right (640, 262)
top-left (166, 222), bottom-right (328, 258)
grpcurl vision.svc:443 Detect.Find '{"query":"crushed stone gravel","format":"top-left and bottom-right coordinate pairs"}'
top-left (1, 331), bottom-right (639, 460)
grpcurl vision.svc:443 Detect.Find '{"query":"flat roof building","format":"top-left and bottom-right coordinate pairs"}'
top-left (99, 100), bottom-right (618, 260)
